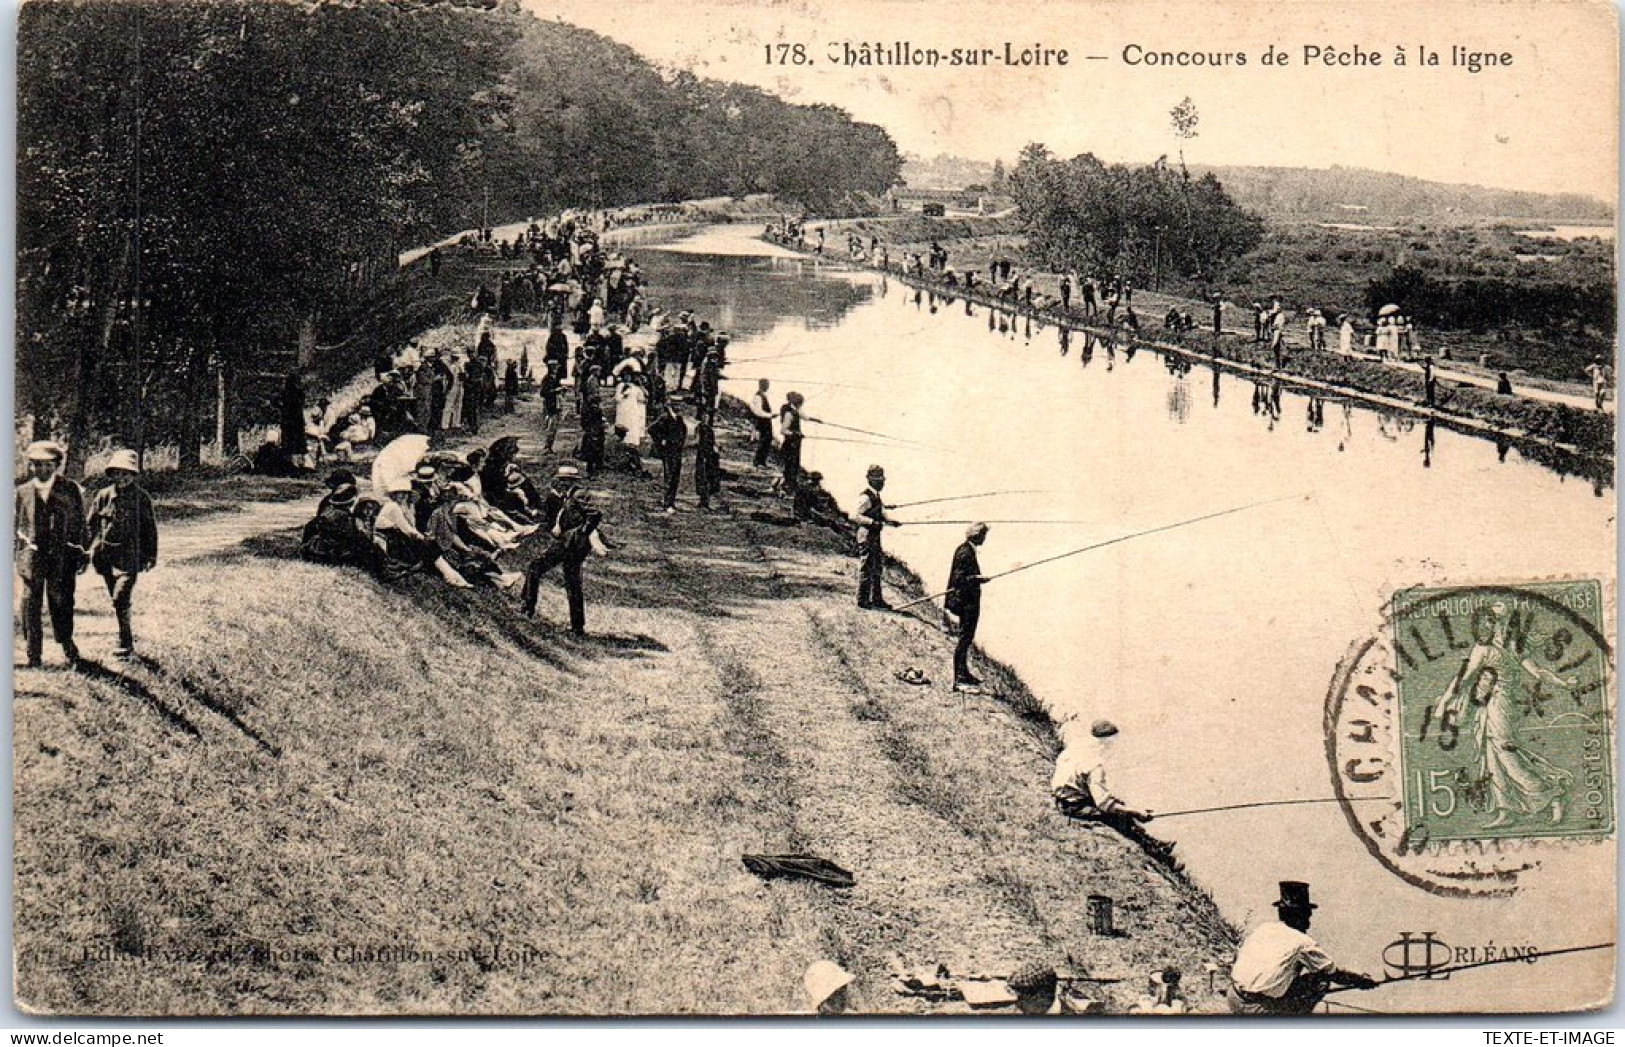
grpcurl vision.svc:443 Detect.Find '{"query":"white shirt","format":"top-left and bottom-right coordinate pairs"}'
top-left (1050, 737), bottom-right (1117, 810)
top-left (1229, 921), bottom-right (1334, 997)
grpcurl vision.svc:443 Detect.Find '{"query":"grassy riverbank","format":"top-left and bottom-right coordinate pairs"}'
top-left (14, 385), bottom-right (1237, 1015)
top-left (830, 214), bottom-right (1613, 386)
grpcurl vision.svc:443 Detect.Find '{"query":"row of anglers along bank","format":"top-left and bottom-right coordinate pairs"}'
top-left (283, 320), bottom-right (1386, 1015)
top-left (765, 219), bottom-right (1616, 412)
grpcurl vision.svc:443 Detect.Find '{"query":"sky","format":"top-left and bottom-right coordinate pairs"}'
top-left (524, 0), bottom-right (1618, 204)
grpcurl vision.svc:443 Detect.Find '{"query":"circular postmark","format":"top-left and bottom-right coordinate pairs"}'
top-left (1326, 581), bottom-right (1613, 898)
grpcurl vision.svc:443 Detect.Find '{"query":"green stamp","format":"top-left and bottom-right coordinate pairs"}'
top-left (1393, 581), bottom-right (1613, 845)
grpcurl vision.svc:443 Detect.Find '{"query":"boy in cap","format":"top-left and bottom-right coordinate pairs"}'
top-left (1227, 881), bottom-right (1377, 1013)
top-left (85, 449), bottom-right (158, 661)
top-left (15, 441), bottom-right (86, 667)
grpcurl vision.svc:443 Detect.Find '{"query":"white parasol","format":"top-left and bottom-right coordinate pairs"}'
top-left (370, 434), bottom-right (430, 496)
top-left (1377, 303), bottom-right (1402, 317)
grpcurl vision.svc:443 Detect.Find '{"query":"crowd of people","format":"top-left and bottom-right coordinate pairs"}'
top-left (294, 233), bottom-right (871, 640)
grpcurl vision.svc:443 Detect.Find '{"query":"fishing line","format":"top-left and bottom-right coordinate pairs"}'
top-left (890, 493), bottom-right (1305, 612)
top-left (1326, 943), bottom-right (1615, 994)
top-left (888, 489), bottom-right (1048, 511)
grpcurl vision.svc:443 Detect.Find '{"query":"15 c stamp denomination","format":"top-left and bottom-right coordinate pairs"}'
top-left (1326, 580), bottom-right (1613, 898)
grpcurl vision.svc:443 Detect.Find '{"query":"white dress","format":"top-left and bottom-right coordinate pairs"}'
top-left (615, 381), bottom-right (648, 446)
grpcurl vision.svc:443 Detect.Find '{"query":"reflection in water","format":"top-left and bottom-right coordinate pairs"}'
top-left (1306, 396), bottom-right (1325, 433)
top-left (1165, 353), bottom-right (1195, 424)
top-left (1251, 378), bottom-right (1283, 425)
top-left (636, 230), bottom-right (1614, 1012)
top-left (1211, 361), bottom-right (1222, 408)
top-left (1058, 327), bottom-right (1070, 357)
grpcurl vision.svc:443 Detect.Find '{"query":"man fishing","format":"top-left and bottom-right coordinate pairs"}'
top-left (1051, 720), bottom-right (1173, 860)
top-left (851, 465), bottom-right (898, 610)
top-left (778, 391), bottom-right (805, 495)
top-left (748, 378), bottom-right (775, 467)
top-left (944, 522), bottom-right (990, 693)
top-left (1227, 881), bottom-right (1378, 1014)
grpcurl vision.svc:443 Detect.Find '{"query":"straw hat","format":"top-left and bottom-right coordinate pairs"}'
top-left (25, 441), bottom-right (63, 463)
top-left (803, 961), bottom-right (853, 1009)
top-left (105, 449), bottom-right (140, 474)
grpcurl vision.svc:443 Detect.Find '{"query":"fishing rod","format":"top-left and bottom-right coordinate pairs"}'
top-left (720, 377), bottom-right (874, 391)
top-left (731, 345), bottom-right (842, 365)
top-left (803, 434), bottom-right (952, 453)
top-left (888, 489), bottom-right (1048, 511)
top-left (890, 493), bottom-right (1304, 613)
top-left (804, 416), bottom-right (928, 447)
top-left (1326, 943), bottom-right (1615, 995)
top-left (1151, 796), bottom-right (1392, 820)
top-left (897, 518), bottom-right (1099, 527)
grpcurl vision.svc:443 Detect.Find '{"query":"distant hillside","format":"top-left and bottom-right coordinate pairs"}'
top-left (900, 152), bottom-right (995, 189)
top-left (905, 152), bottom-right (1611, 221)
top-left (1188, 165), bottom-right (1612, 221)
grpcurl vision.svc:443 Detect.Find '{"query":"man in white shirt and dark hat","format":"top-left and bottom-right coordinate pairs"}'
top-left (1227, 880), bottom-right (1377, 1014)
top-left (15, 440), bottom-right (86, 667)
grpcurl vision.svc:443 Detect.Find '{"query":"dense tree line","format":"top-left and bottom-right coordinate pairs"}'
top-left (1008, 143), bottom-right (1263, 285)
top-left (1366, 266), bottom-right (1615, 338)
top-left (1190, 165), bottom-right (1612, 221)
top-left (18, 0), bottom-right (901, 471)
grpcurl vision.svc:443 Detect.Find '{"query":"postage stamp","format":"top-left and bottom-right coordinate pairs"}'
top-left (1326, 580), bottom-right (1614, 898)
top-left (1392, 581), bottom-right (1613, 844)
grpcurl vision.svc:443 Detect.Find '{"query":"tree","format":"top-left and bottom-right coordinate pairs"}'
top-left (1010, 142), bottom-right (1262, 283)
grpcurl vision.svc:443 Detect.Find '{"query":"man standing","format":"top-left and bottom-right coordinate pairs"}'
top-left (1227, 881), bottom-right (1377, 1013)
top-left (1585, 357), bottom-right (1610, 411)
top-left (748, 379), bottom-right (775, 468)
top-left (693, 408), bottom-right (721, 512)
top-left (15, 441), bottom-right (86, 667)
top-left (85, 450), bottom-right (158, 661)
top-left (851, 465), bottom-right (898, 610)
top-left (649, 401), bottom-right (688, 514)
top-left (945, 522), bottom-right (990, 693)
top-left (520, 465), bottom-right (607, 636)
top-left (281, 366), bottom-right (309, 467)
top-left (778, 391), bottom-right (805, 495)
top-left (538, 361), bottom-right (564, 453)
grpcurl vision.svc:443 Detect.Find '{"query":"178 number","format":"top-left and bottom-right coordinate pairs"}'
top-left (765, 43), bottom-right (811, 65)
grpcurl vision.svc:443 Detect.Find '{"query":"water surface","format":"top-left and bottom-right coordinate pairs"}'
top-left (637, 225), bottom-right (1615, 1013)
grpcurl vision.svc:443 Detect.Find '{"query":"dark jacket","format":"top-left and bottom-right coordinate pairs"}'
top-left (15, 477), bottom-right (87, 580)
top-left (85, 482), bottom-right (158, 575)
top-left (649, 411), bottom-right (688, 459)
top-left (946, 540), bottom-right (982, 615)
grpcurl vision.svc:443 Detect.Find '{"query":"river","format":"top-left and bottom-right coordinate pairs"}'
top-left (630, 224), bottom-right (1615, 1013)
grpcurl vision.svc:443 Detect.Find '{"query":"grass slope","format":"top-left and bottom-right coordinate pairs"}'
top-left (14, 403), bottom-right (1235, 1015)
